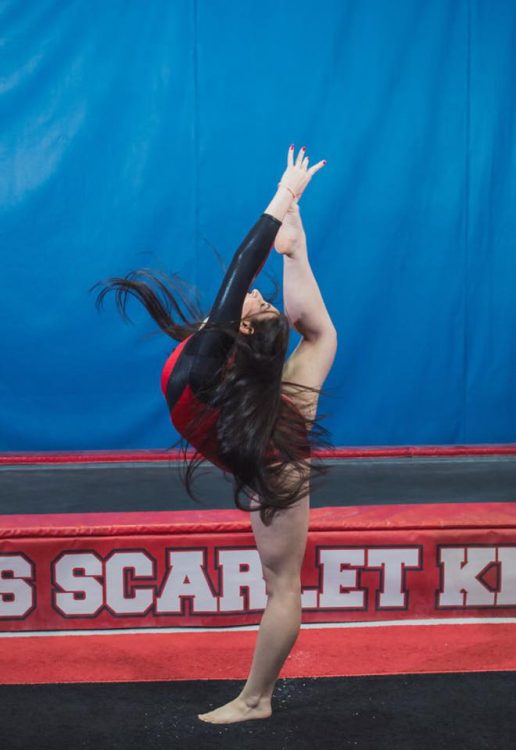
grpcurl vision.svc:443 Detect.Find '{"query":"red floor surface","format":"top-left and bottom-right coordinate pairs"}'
top-left (1, 622), bottom-right (515, 685)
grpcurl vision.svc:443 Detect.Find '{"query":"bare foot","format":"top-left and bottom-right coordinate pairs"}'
top-left (198, 695), bottom-right (272, 725)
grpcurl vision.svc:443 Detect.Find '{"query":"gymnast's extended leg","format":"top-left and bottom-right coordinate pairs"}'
top-left (198, 467), bottom-right (310, 724)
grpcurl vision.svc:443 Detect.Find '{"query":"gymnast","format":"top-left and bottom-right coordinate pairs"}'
top-left (94, 144), bottom-right (337, 724)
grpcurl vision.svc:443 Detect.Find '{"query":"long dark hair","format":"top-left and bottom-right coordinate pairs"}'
top-left (91, 267), bottom-right (335, 525)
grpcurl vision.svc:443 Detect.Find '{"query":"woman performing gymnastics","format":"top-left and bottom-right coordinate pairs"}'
top-left (94, 144), bottom-right (337, 724)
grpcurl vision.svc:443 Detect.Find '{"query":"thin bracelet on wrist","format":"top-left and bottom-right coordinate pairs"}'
top-left (277, 182), bottom-right (297, 200)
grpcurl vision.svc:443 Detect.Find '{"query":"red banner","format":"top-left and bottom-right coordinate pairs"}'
top-left (1, 503), bottom-right (515, 631)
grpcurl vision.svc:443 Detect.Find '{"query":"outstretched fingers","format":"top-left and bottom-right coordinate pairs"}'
top-left (283, 145), bottom-right (326, 202)
top-left (308, 159), bottom-right (326, 177)
top-left (287, 144), bottom-right (325, 175)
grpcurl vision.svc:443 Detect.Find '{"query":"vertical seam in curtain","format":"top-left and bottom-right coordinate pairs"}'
top-left (463, 0), bottom-right (472, 442)
top-left (192, 0), bottom-right (199, 299)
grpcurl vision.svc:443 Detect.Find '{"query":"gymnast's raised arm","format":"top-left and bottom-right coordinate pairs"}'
top-left (188, 146), bottom-right (325, 360)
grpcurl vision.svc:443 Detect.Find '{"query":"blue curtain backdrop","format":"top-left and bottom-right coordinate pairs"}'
top-left (0, 0), bottom-right (515, 451)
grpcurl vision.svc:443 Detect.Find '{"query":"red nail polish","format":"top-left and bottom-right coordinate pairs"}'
top-left (290, 144), bottom-right (294, 149)
top-left (301, 146), bottom-right (306, 150)
top-left (323, 160), bottom-right (327, 164)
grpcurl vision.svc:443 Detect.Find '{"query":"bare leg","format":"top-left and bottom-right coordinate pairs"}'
top-left (198, 472), bottom-right (310, 725)
top-left (239, 583), bottom-right (302, 702)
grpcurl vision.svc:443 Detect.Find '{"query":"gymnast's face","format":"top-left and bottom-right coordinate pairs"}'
top-left (240, 289), bottom-right (280, 335)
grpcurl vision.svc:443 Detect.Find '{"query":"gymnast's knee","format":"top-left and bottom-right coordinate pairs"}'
top-left (263, 572), bottom-right (302, 599)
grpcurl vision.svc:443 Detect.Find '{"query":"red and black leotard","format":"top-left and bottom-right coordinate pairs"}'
top-left (160, 212), bottom-right (288, 472)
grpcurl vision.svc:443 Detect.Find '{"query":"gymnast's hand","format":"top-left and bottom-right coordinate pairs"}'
top-left (278, 144), bottom-right (326, 205)
top-left (274, 145), bottom-right (325, 256)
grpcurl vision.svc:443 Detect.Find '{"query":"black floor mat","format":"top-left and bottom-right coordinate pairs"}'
top-left (1, 671), bottom-right (515, 749)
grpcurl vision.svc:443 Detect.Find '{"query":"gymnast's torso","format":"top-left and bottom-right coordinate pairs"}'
top-left (160, 331), bottom-right (308, 472)
top-left (159, 211), bottom-right (310, 472)
top-left (160, 332), bottom-right (230, 471)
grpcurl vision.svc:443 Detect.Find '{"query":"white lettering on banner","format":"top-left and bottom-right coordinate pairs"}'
top-left (318, 549), bottom-right (366, 608)
top-left (156, 549), bottom-right (217, 614)
top-left (438, 547), bottom-right (498, 607)
top-left (318, 547), bottom-right (422, 610)
top-left (3, 543), bottom-right (513, 621)
top-left (367, 548), bottom-right (421, 608)
top-left (497, 547), bottom-right (516, 606)
top-left (0, 554), bottom-right (34, 618)
top-left (217, 549), bottom-right (267, 612)
top-left (105, 551), bottom-right (155, 615)
top-left (53, 553), bottom-right (103, 616)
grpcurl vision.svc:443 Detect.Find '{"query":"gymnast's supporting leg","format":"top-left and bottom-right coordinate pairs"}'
top-left (238, 576), bottom-right (303, 704)
top-left (198, 473), bottom-right (310, 724)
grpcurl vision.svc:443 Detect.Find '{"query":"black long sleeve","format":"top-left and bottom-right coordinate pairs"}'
top-left (205, 212), bottom-right (281, 327)
top-left (185, 211), bottom-right (282, 394)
